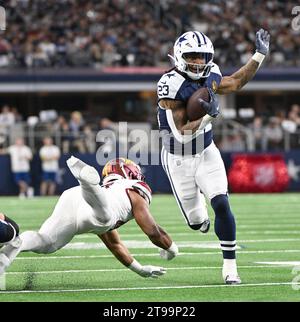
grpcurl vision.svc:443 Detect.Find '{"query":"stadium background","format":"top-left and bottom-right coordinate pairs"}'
top-left (0, 0), bottom-right (299, 195)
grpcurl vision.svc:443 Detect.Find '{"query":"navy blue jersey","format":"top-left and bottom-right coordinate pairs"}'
top-left (157, 64), bottom-right (222, 155)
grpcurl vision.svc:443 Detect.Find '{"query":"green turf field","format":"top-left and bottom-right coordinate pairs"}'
top-left (0, 193), bottom-right (300, 302)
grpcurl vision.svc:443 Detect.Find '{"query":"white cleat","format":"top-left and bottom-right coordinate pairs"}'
top-left (0, 236), bottom-right (23, 274)
top-left (67, 156), bottom-right (100, 185)
top-left (0, 253), bottom-right (10, 275)
top-left (199, 219), bottom-right (210, 233)
top-left (224, 274), bottom-right (242, 285)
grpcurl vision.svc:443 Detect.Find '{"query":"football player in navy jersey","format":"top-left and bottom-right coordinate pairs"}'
top-left (157, 29), bottom-right (270, 284)
top-left (0, 157), bottom-right (178, 278)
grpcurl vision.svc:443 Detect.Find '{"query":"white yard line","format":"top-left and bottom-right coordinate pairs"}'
top-left (72, 231), bottom-right (300, 240)
top-left (4, 264), bottom-right (294, 276)
top-left (255, 261), bottom-right (300, 266)
top-left (14, 249), bottom-right (300, 261)
top-left (1, 282), bottom-right (299, 294)
top-left (63, 238), bottom-right (300, 250)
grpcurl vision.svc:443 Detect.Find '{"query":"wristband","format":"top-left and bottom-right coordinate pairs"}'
top-left (252, 52), bottom-right (265, 66)
top-left (128, 259), bottom-right (143, 274)
top-left (167, 242), bottom-right (178, 255)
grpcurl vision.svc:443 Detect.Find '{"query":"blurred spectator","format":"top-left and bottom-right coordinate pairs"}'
top-left (263, 117), bottom-right (283, 150)
top-left (69, 111), bottom-right (85, 152)
top-left (83, 125), bottom-right (96, 153)
top-left (219, 130), bottom-right (246, 152)
top-left (2, 0), bottom-right (297, 68)
top-left (250, 116), bottom-right (264, 150)
top-left (54, 116), bottom-right (72, 153)
top-left (7, 138), bottom-right (33, 198)
top-left (287, 104), bottom-right (300, 126)
top-left (0, 105), bottom-right (15, 128)
top-left (39, 137), bottom-right (61, 196)
top-left (99, 117), bottom-right (116, 130)
top-left (11, 107), bottom-right (23, 123)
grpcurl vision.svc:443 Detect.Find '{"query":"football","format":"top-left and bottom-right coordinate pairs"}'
top-left (186, 87), bottom-right (210, 121)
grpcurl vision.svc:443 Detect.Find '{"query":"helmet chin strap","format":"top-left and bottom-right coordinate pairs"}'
top-left (168, 54), bottom-right (176, 63)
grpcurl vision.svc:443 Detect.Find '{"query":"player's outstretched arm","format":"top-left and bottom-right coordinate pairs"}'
top-left (217, 29), bottom-right (270, 94)
top-left (128, 190), bottom-right (178, 260)
top-left (99, 229), bottom-right (166, 278)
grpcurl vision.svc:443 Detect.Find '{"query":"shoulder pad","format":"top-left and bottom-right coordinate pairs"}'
top-left (131, 181), bottom-right (152, 205)
top-left (210, 63), bottom-right (222, 77)
top-left (157, 71), bottom-right (185, 101)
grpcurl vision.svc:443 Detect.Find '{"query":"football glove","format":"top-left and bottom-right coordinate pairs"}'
top-left (129, 259), bottom-right (166, 278)
top-left (159, 242), bottom-right (179, 261)
top-left (255, 29), bottom-right (270, 56)
top-left (199, 88), bottom-right (220, 118)
top-left (138, 265), bottom-right (167, 278)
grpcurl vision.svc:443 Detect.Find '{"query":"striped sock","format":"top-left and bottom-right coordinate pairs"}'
top-left (220, 240), bottom-right (236, 259)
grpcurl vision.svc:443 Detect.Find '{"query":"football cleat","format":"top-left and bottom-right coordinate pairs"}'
top-left (67, 156), bottom-right (100, 185)
top-left (0, 253), bottom-right (10, 275)
top-left (199, 219), bottom-right (210, 233)
top-left (224, 274), bottom-right (242, 285)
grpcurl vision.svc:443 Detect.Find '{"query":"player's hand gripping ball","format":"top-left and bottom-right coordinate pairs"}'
top-left (187, 87), bottom-right (219, 121)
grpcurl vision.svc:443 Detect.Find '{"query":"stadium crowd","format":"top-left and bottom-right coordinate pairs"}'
top-left (0, 0), bottom-right (299, 68)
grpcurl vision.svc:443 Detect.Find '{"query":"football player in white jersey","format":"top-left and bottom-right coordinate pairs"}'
top-left (157, 29), bottom-right (270, 284)
top-left (0, 156), bottom-right (178, 278)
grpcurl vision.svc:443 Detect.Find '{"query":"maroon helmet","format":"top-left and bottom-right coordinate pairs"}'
top-left (102, 158), bottom-right (145, 183)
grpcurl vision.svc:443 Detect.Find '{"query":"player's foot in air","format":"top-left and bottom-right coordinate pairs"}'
top-left (67, 156), bottom-right (100, 185)
top-left (224, 274), bottom-right (242, 285)
top-left (199, 219), bottom-right (210, 233)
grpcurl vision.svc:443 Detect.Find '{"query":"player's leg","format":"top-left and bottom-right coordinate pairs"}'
top-left (18, 179), bottom-right (28, 198)
top-left (40, 180), bottom-right (48, 196)
top-left (67, 156), bottom-right (110, 224)
top-left (161, 147), bottom-right (210, 233)
top-left (0, 190), bottom-right (77, 273)
top-left (48, 181), bottom-right (56, 196)
top-left (195, 142), bottom-right (240, 284)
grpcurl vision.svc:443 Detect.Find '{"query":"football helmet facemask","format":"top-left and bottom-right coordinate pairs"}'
top-left (169, 31), bottom-right (214, 80)
top-left (102, 158), bottom-right (145, 184)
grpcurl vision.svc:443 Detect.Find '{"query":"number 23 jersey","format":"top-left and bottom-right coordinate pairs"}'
top-left (156, 64), bottom-right (222, 155)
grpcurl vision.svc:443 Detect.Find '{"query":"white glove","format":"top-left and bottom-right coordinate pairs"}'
top-left (159, 242), bottom-right (179, 261)
top-left (138, 265), bottom-right (166, 278)
top-left (129, 259), bottom-right (166, 278)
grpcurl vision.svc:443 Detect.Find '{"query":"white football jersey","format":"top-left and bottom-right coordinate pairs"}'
top-left (102, 178), bottom-right (152, 230)
top-left (69, 179), bottom-right (152, 235)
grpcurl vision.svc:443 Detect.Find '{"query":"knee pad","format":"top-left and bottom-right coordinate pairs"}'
top-left (0, 221), bottom-right (16, 243)
top-left (3, 216), bottom-right (19, 236)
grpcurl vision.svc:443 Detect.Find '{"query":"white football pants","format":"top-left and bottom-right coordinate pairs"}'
top-left (161, 142), bottom-right (228, 227)
top-left (19, 183), bottom-right (111, 255)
